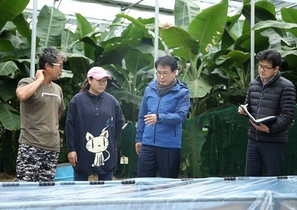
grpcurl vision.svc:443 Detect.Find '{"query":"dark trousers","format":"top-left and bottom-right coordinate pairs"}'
top-left (137, 144), bottom-right (181, 178)
top-left (245, 139), bottom-right (286, 176)
top-left (74, 171), bottom-right (113, 181)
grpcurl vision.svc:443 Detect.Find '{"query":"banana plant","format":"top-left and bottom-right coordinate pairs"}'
top-left (158, 0), bottom-right (229, 116)
top-left (0, 0), bottom-right (30, 30)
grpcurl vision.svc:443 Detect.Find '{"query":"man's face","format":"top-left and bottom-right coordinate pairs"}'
top-left (257, 60), bottom-right (278, 81)
top-left (49, 57), bottom-right (63, 80)
top-left (156, 65), bottom-right (176, 86)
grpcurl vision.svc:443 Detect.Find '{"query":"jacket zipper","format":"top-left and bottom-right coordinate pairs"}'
top-left (255, 85), bottom-right (266, 141)
top-left (154, 96), bottom-right (162, 144)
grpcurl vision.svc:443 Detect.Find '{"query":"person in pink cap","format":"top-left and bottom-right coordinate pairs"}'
top-left (66, 67), bottom-right (124, 181)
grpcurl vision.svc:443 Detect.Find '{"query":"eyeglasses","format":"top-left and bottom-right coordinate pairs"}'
top-left (257, 64), bottom-right (274, 71)
top-left (52, 63), bottom-right (63, 69)
top-left (156, 70), bottom-right (175, 77)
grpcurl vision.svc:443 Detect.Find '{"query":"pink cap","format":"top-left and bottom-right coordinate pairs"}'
top-left (87, 67), bottom-right (112, 80)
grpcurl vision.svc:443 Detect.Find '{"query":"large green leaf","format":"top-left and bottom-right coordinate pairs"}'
top-left (260, 28), bottom-right (291, 49)
top-left (213, 50), bottom-right (251, 89)
top-left (13, 14), bottom-right (31, 43)
top-left (60, 69), bottom-right (73, 79)
top-left (107, 15), bottom-right (157, 67)
top-left (0, 24), bottom-right (32, 59)
top-left (0, 0), bottom-right (30, 30)
top-left (125, 49), bottom-right (153, 76)
top-left (221, 15), bottom-right (242, 50)
top-left (188, 0), bottom-right (228, 55)
top-left (186, 79), bottom-right (212, 98)
top-left (253, 20), bottom-right (297, 31)
top-left (107, 49), bottom-right (154, 95)
top-left (101, 16), bottom-right (123, 41)
top-left (281, 8), bottom-right (297, 37)
top-left (75, 13), bottom-right (94, 37)
top-left (36, 5), bottom-right (66, 47)
top-left (61, 29), bottom-right (81, 52)
top-left (0, 80), bottom-right (17, 101)
top-left (242, 1), bottom-right (276, 25)
top-left (0, 39), bottom-right (14, 52)
top-left (159, 26), bottom-right (199, 61)
top-left (116, 14), bottom-right (154, 41)
top-left (216, 50), bottom-right (251, 66)
top-left (75, 13), bottom-right (95, 60)
top-left (64, 52), bottom-right (93, 83)
top-left (111, 89), bottom-right (142, 106)
top-left (0, 103), bottom-right (20, 130)
top-left (0, 61), bottom-right (19, 76)
top-left (253, 20), bottom-right (297, 52)
top-left (101, 48), bottom-right (154, 107)
top-left (100, 38), bottom-right (132, 64)
top-left (233, 31), bottom-right (268, 52)
top-left (174, 0), bottom-right (201, 30)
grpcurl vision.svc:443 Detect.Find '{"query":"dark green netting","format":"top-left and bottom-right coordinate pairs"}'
top-left (115, 106), bottom-right (297, 178)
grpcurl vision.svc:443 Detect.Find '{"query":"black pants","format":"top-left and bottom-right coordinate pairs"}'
top-left (245, 139), bottom-right (286, 176)
top-left (137, 144), bottom-right (181, 178)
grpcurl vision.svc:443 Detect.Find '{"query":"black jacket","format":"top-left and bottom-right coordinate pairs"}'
top-left (244, 71), bottom-right (296, 144)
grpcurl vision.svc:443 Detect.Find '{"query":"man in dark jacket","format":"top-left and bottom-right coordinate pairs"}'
top-left (238, 49), bottom-right (296, 176)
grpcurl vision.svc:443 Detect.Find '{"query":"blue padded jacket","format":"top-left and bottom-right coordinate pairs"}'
top-left (135, 79), bottom-right (190, 148)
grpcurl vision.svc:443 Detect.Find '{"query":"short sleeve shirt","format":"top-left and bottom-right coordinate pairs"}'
top-left (18, 77), bottom-right (65, 152)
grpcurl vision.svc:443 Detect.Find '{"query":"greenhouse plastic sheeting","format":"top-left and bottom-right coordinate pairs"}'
top-left (1, 176), bottom-right (297, 209)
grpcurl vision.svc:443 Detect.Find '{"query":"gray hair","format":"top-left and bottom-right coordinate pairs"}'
top-left (38, 47), bottom-right (66, 69)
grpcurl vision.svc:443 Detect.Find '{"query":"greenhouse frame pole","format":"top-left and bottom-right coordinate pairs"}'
top-left (250, 0), bottom-right (255, 80)
top-left (30, 0), bottom-right (38, 77)
top-left (154, 0), bottom-right (159, 79)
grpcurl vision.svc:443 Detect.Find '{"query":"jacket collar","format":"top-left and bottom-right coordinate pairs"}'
top-left (149, 79), bottom-right (188, 91)
top-left (256, 71), bottom-right (280, 85)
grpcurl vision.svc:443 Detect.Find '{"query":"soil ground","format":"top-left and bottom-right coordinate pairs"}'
top-left (0, 173), bottom-right (15, 182)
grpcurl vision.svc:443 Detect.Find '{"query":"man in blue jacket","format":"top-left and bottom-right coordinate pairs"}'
top-left (135, 55), bottom-right (191, 178)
